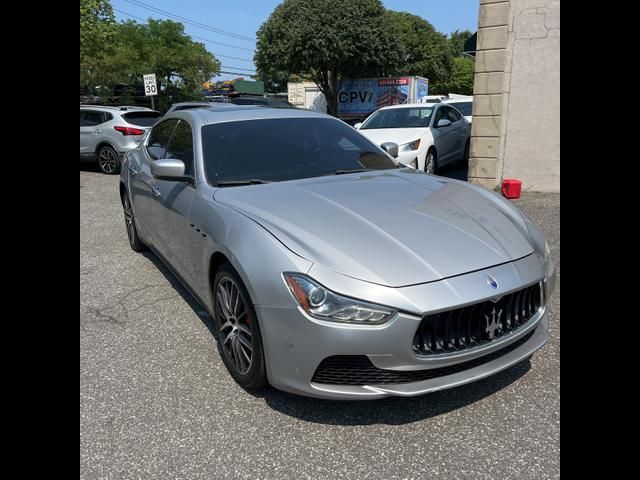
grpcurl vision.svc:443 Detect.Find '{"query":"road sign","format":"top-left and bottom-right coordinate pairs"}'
top-left (143, 74), bottom-right (157, 96)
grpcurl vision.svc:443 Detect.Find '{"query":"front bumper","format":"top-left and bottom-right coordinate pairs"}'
top-left (256, 254), bottom-right (552, 399)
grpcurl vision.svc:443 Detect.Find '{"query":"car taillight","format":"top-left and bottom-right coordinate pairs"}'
top-left (114, 126), bottom-right (145, 136)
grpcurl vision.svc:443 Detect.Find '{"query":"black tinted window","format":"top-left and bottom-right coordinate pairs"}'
top-left (80, 110), bottom-right (106, 126)
top-left (147, 119), bottom-right (178, 160)
top-left (165, 121), bottom-right (194, 176)
top-left (449, 102), bottom-right (472, 116)
top-left (122, 111), bottom-right (161, 127)
top-left (202, 117), bottom-right (397, 184)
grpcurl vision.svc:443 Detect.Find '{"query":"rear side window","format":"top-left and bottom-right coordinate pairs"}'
top-left (147, 119), bottom-right (178, 160)
top-left (165, 121), bottom-right (194, 176)
top-left (122, 111), bottom-right (162, 127)
top-left (80, 110), bottom-right (107, 126)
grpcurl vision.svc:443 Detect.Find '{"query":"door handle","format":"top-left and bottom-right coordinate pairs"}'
top-left (151, 185), bottom-right (161, 197)
top-left (94, 130), bottom-right (101, 135)
top-left (128, 166), bottom-right (139, 175)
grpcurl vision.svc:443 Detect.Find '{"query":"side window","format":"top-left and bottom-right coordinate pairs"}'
top-left (165, 120), bottom-right (195, 176)
top-left (103, 112), bottom-right (113, 122)
top-left (446, 107), bottom-right (462, 123)
top-left (434, 107), bottom-right (447, 126)
top-left (80, 110), bottom-right (105, 127)
top-left (146, 119), bottom-right (178, 160)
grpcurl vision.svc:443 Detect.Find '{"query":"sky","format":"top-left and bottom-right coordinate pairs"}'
top-left (112, 0), bottom-right (479, 82)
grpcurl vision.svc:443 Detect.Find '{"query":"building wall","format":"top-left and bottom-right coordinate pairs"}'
top-left (469, 0), bottom-right (559, 192)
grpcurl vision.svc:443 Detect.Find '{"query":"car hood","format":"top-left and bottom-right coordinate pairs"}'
top-left (214, 170), bottom-right (534, 287)
top-left (358, 128), bottom-right (427, 147)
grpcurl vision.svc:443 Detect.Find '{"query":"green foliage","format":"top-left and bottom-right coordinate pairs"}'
top-left (449, 29), bottom-right (474, 57)
top-left (80, 0), bottom-right (117, 65)
top-left (254, 0), bottom-right (401, 114)
top-left (439, 57), bottom-right (475, 95)
top-left (81, 13), bottom-right (220, 102)
top-left (386, 11), bottom-right (452, 92)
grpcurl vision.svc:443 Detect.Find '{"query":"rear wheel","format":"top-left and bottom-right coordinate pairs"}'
top-left (424, 148), bottom-right (437, 174)
top-left (213, 263), bottom-right (267, 390)
top-left (98, 145), bottom-right (121, 174)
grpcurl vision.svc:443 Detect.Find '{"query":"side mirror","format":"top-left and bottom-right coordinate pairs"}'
top-left (380, 142), bottom-right (399, 159)
top-left (151, 158), bottom-right (188, 181)
top-left (353, 122), bottom-right (362, 130)
top-left (436, 119), bottom-right (452, 128)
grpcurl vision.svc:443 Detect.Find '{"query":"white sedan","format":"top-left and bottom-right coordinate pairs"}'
top-left (355, 103), bottom-right (470, 174)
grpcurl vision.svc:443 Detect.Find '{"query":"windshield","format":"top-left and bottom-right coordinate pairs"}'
top-left (449, 102), bottom-right (472, 116)
top-left (202, 117), bottom-right (397, 184)
top-left (361, 107), bottom-right (434, 129)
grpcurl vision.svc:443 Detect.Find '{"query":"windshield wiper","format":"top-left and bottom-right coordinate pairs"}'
top-left (334, 168), bottom-right (371, 175)
top-left (216, 178), bottom-right (272, 187)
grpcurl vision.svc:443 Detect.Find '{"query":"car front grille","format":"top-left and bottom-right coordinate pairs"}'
top-left (412, 282), bottom-right (543, 356)
top-left (311, 330), bottom-right (535, 386)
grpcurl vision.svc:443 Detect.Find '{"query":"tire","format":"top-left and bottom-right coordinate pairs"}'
top-left (462, 140), bottom-right (470, 166)
top-left (213, 263), bottom-right (267, 390)
top-left (122, 191), bottom-right (148, 252)
top-left (424, 148), bottom-right (437, 174)
top-left (97, 145), bottom-right (121, 174)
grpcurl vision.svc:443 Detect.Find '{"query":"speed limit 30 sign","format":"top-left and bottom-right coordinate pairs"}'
top-left (143, 74), bottom-right (157, 96)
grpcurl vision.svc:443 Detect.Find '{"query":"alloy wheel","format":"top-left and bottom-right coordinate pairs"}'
top-left (123, 195), bottom-right (135, 245)
top-left (425, 151), bottom-right (435, 174)
top-left (216, 277), bottom-right (253, 374)
top-left (99, 148), bottom-right (118, 173)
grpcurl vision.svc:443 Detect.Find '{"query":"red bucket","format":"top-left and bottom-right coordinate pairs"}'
top-left (501, 178), bottom-right (522, 199)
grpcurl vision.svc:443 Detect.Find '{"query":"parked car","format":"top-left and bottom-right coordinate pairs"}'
top-left (119, 106), bottom-right (556, 400)
top-left (354, 103), bottom-right (470, 173)
top-left (444, 95), bottom-right (474, 124)
top-left (80, 105), bottom-right (161, 174)
top-left (228, 95), bottom-right (295, 108)
top-left (420, 95), bottom-right (448, 104)
top-left (165, 102), bottom-right (215, 115)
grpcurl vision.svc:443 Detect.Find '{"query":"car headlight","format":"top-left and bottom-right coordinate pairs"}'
top-left (399, 139), bottom-right (421, 152)
top-left (283, 273), bottom-right (396, 324)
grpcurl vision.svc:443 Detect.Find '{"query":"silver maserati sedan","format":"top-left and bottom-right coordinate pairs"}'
top-left (119, 105), bottom-right (556, 400)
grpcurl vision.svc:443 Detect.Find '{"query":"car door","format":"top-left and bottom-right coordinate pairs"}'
top-left (80, 110), bottom-right (106, 155)
top-left (431, 105), bottom-right (457, 165)
top-left (151, 119), bottom-right (198, 283)
top-left (129, 118), bottom-right (179, 246)
top-left (445, 106), bottom-right (468, 158)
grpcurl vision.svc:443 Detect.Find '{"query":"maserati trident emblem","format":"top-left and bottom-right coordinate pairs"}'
top-left (484, 306), bottom-right (503, 339)
top-left (485, 274), bottom-right (498, 289)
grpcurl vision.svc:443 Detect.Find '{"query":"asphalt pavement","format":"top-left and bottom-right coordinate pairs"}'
top-left (80, 164), bottom-right (559, 480)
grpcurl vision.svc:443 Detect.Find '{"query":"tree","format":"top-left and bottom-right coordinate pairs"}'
top-left (80, 0), bottom-right (117, 83)
top-left (439, 57), bottom-right (475, 95)
top-left (449, 29), bottom-right (474, 57)
top-left (82, 18), bottom-right (220, 108)
top-left (254, 0), bottom-right (401, 115)
top-left (386, 11), bottom-right (452, 94)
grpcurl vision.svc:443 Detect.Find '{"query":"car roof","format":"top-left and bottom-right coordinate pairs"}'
top-left (80, 105), bottom-right (154, 112)
top-left (170, 102), bottom-right (212, 106)
top-left (376, 103), bottom-right (438, 111)
top-left (167, 104), bottom-right (328, 126)
top-left (443, 97), bottom-right (473, 103)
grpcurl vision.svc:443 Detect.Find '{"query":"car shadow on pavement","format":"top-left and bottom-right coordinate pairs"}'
top-left (250, 360), bottom-right (530, 425)
top-left (140, 249), bottom-right (531, 427)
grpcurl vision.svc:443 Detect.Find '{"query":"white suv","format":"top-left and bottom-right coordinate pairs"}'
top-left (80, 105), bottom-right (161, 174)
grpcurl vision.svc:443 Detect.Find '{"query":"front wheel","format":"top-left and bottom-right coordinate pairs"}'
top-left (213, 264), bottom-right (267, 390)
top-left (424, 149), bottom-right (437, 174)
top-left (122, 192), bottom-right (147, 252)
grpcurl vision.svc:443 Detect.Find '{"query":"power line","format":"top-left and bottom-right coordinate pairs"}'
top-left (122, 0), bottom-right (256, 42)
top-left (113, 8), bottom-right (255, 54)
